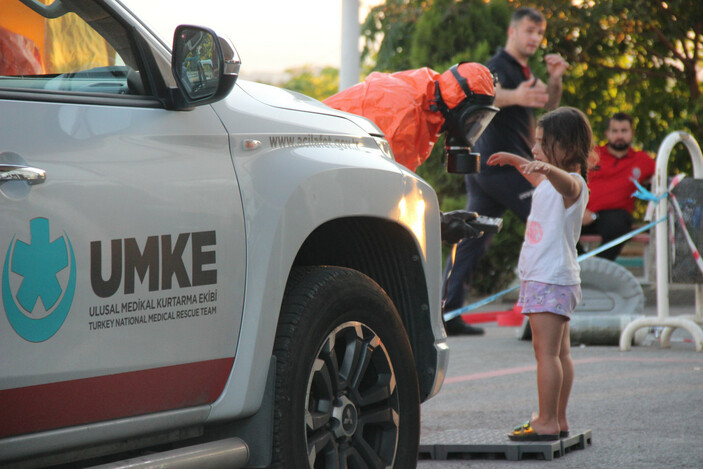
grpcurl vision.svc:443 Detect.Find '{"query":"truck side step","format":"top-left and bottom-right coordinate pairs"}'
top-left (92, 437), bottom-right (249, 469)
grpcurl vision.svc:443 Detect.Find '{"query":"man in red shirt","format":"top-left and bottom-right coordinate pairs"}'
top-left (581, 112), bottom-right (656, 260)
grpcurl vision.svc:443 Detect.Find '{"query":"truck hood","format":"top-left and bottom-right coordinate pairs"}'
top-left (235, 80), bottom-right (383, 137)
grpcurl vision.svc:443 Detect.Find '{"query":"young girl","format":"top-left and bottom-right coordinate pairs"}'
top-left (487, 106), bottom-right (594, 441)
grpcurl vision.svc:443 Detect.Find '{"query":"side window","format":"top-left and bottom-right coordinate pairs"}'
top-left (0, 2), bottom-right (145, 96)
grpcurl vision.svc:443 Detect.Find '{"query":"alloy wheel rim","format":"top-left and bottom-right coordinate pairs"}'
top-left (305, 321), bottom-right (399, 468)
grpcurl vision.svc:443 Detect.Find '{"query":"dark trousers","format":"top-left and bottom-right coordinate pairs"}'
top-left (442, 168), bottom-right (533, 312)
top-left (579, 209), bottom-right (633, 261)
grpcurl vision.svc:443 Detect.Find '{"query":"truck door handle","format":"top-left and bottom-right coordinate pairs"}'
top-left (0, 164), bottom-right (46, 185)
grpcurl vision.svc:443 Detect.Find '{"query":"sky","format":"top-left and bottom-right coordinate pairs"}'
top-left (128, 0), bottom-right (383, 81)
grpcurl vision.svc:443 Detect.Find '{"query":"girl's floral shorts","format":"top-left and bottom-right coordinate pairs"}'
top-left (517, 280), bottom-right (581, 320)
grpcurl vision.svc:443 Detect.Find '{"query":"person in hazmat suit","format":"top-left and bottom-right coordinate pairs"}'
top-left (325, 62), bottom-right (496, 172)
top-left (325, 62), bottom-right (500, 334)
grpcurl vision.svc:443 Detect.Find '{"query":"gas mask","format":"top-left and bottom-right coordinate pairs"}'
top-left (433, 63), bottom-right (498, 173)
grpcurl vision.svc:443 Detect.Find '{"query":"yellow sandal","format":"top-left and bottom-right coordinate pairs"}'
top-left (508, 421), bottom-right (559, 441)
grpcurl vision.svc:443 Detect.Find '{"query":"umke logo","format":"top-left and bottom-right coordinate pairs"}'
top-left (2, 218), bottom-right (76, 342)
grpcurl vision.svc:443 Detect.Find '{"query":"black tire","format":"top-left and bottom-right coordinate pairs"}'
top-left (272, 266), bottom-right (420, 469)
top-left (576, 257), bottom-right (644, 315)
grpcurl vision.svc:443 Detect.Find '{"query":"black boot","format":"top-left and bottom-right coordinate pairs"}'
top-left (445, 316), bottom-right (485, 336)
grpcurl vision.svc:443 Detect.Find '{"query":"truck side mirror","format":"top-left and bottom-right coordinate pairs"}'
top-left (171, 25), bottom-right (240, 109)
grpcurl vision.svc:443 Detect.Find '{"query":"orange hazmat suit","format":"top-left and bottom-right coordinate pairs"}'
top-left (324, 63), bottom-right (494, 172)
top-left (0, 26), bottom-right (43, 75)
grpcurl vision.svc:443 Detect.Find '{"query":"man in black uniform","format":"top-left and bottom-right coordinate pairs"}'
top-left (443, 7), bottom-right (568, 335)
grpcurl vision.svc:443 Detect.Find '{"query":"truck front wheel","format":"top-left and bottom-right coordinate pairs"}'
top-left (272, 266), bottom-right (420, 468)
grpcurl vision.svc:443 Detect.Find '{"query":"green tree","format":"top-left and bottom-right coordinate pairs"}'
top-left (279, 66), bottom-right (339, 101)
top-left (540, 0), bottom-right (703, 168)
top-left (410, 0), bottom-right (511, 70)
top-left (361, 0), bottom-right (428, 72)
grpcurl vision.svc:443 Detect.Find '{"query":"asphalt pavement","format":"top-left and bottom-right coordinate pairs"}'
top-left (418, 290), bottom-right (703, 469)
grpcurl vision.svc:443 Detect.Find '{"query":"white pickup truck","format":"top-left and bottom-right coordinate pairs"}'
top-left (0, 1), bottom-right (448, 467)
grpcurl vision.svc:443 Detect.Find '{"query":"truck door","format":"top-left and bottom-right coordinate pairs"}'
top-left (0, 4), bottom-right (245, 438)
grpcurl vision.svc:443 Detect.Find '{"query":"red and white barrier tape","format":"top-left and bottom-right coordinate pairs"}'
top-left (667, 175), bottom-right (703, 275)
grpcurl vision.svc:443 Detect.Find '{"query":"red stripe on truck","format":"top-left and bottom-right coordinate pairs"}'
top-left (0, 357), bottom-right (234, 438)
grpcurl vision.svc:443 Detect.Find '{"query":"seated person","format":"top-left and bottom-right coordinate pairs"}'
top-left (581, 112), bottom-right (655, 260)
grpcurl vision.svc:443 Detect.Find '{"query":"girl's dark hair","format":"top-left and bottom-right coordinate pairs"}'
top-left (538, 107), bottom-right (595, 180)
